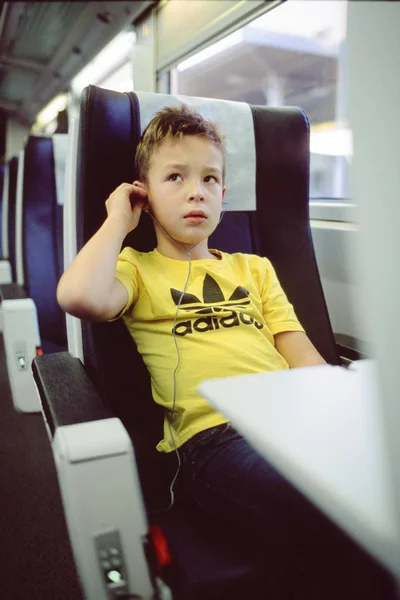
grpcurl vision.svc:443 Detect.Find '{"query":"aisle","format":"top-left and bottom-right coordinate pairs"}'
top-left (0, 336), bottom-right (83, 599)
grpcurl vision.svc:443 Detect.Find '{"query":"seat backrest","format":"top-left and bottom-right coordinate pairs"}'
top-left (73, 85), bottom-right (339, 508)
top-left (21, 135), bottom-right (67, 352)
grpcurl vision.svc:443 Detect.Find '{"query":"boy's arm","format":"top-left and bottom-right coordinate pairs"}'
top-left (57, 181), bottom-right (147, 322)
top-left (274, 331), bottom-right (327, 368)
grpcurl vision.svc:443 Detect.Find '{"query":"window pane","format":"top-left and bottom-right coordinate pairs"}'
top-left (98, 62), bottom-right (133, 93)
top-left (175, 0), bottom-right (349, 200)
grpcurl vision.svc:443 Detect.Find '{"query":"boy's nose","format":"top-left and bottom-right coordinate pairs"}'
top-left (188, 181), bottom-right (205, 201)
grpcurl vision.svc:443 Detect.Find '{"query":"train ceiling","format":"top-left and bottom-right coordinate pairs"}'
top-left (0, 1), bottom-right (153, 127)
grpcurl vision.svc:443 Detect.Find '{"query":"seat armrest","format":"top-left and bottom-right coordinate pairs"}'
top-left (335, 333), bottom-right (371, 363)
top-left (0, 282), bottom-right (27, 300)
top-left (32, 352), bottom-right (156, 599)
top-left (2, 292), bottom-right (41, 412)
top-left (32, 351), bottom-right (113, 437)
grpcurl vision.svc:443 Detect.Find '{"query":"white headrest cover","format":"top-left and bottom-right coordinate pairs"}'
top-left (135, 91), bottom-right (256, 211)
top-left (52, 134), bottom-right (68, 206)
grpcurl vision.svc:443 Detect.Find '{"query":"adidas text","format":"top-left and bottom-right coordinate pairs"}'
top-left (172, 309), bottom-right (264, 337)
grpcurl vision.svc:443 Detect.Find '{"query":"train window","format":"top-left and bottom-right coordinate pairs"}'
top-left (172, 0), bottom-right (349, 200)
top-left (66, 29), bottom-right (135, 124)
top-left (97, 61), bottom-right (133, 93)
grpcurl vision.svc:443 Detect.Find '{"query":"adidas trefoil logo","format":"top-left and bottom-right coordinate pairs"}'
top-left (170, 274), bottom-right (264, 337)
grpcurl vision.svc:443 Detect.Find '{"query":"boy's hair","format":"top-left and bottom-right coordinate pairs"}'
top-left (135, 104), bottom-right (226, 184)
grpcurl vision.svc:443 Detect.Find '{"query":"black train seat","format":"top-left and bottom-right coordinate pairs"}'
top-left (21, 135), bottom-right (67, 354)
top-left (2, 137), bottom-right (67, 413)
top-left (33, 85), bottom-right (354, 600)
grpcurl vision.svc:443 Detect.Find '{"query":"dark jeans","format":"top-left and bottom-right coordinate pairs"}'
top-left (180, 423), bottom-right (395, 599)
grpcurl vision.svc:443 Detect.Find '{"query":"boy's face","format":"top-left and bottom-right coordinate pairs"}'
top-left (145, 135), bottom-right (226, 248)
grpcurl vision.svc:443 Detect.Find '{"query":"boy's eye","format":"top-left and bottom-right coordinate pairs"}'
top-left (168, 173), bottom-right (182, 182)
top-left (204, 175), bottom-right (218, 183)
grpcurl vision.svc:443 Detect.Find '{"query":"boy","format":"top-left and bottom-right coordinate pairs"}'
top-left (57, 105), bottom-right (383, 597)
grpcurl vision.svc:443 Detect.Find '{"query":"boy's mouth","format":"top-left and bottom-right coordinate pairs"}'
top-left (183, 210), bottom-right (208, 224)
top-left (184, 210), bottom-right (207, 219)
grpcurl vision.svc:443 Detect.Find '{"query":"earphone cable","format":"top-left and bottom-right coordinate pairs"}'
top-left (144, 207), bottom-right (226, 511)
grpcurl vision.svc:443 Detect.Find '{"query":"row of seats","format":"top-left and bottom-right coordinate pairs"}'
top-left (0, 136), bottom-right (68, 412)
top-left (0, 87), bottom-right (379, 599)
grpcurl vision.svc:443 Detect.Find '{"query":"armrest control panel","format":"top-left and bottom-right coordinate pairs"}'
top-left (94, 529), bottom-right (129, 598)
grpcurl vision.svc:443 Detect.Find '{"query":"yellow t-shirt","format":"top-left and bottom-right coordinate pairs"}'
top-left (114, 247), bottom-right (304, 453)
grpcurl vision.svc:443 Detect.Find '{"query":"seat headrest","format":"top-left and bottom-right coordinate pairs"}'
top-left (134, 91), bottom-right (256, 211)
top-left (52, 134), bottom-right (68, 206)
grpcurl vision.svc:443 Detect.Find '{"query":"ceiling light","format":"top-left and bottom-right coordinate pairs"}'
top-left (36, 94), bottom-right (67, 126)
top-left (71, 30), bottom-right (135, 96)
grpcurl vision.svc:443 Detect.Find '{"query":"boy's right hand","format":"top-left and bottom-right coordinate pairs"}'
top-left (105, 181), bottom-right (148, 234)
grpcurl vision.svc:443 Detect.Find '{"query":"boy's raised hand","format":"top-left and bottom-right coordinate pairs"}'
top-left (105, 180), bottom-right (148, 234)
